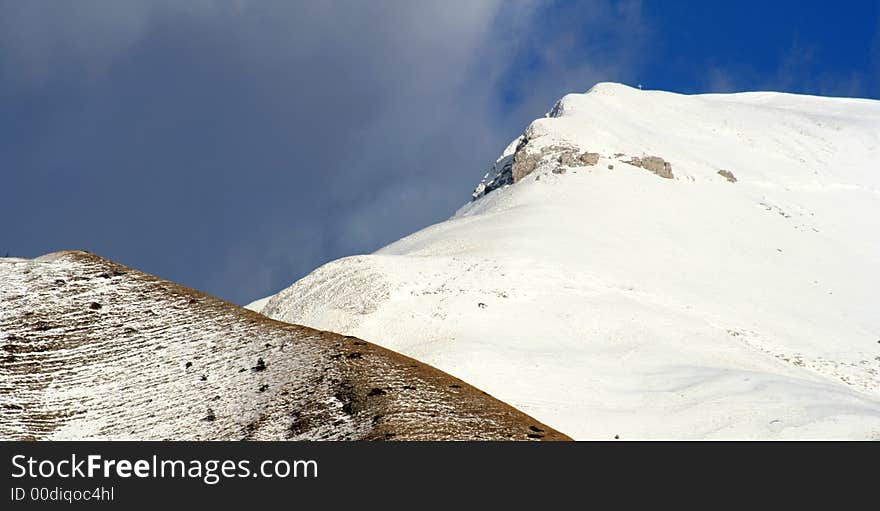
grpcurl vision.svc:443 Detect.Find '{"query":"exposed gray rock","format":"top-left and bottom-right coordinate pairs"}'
top-left (579, 152), bottom-right (600, 166)
top-left (511, 149), bottom-right (542, 182)
top-left (471, 137), bottom-right (604, 200)
top-left (547, 99), bottom-right (565, 118)
top-left (471, 137), bottom-right (532, 200)
top-left (557, 151), bottom-right (579, 167)
top-left (718, 169), bottom-right (737, 183)
top-left (514, 144), bottom-right (594, 181)
top-left (555, 149), bottom-right (599, 168)
top-left (628, 155), bottom-right (674, 179)
top-left (514, 144), bottom-right (569, 180)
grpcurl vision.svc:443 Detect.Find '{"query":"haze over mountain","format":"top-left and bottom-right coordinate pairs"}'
top-left (252, 83), bottom-right (880, 439)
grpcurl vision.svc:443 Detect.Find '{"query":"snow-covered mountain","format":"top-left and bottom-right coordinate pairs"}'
top-left (0, 251), bottom-right (569, 440)
top-left (253, 83), bottom-right (880, 439)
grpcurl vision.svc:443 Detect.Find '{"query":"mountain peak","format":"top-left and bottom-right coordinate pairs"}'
top-left (586, 81), bottom-right (640, 94)
top-left (254, 86), bottom-right (880, 439)
top-left (471, 84), bottom-right (880, 201)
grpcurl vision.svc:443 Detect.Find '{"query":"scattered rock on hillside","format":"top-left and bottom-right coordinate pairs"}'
top-left (628, 155), bottom-right (674, 179)
top-left (718, 169), bottom-right (737, 183)
top-left (579, 152), bottom-right (600, 166)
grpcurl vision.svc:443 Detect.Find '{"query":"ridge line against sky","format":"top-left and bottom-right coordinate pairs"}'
top-left (2, 0), bottom-right (879, 304)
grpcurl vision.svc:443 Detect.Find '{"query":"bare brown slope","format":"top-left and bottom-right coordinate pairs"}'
top-left (0, 251), bottom-right (570, 441)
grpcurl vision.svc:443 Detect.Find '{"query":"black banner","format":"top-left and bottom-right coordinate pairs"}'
top-left (1, 442), bottom-right (874, 507)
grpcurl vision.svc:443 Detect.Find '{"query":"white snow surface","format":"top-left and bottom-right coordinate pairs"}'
top-left (245, 296), bottom-right (271, 312)
top-left (258, 83), bottom-right (880, 439)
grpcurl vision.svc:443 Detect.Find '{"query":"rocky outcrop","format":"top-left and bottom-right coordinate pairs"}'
top-left (511, 144), bottom-right (543, 182)
top-left (627, 156), bottom-right (674, 179)
top-left (557, 149), bottom-right (599, 167)
top-left (472, 144), bottom-right (677, 200)
top-left (579, 152), bottom-right (600, 166)
top-left (471, 138), bottom-right (525, 200)
top-left (509, 142), bottom-right (587, 183)
top-left (0, 251), bottom-right (571, 441)
top-left (472, 136), bottom-right (604, 200)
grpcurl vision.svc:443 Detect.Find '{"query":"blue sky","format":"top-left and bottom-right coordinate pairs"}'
top-left (2, 1), bottom-right (878, 304)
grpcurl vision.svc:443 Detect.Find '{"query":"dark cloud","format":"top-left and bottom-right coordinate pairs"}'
top-left (0, 1), bottom-right (641, 303)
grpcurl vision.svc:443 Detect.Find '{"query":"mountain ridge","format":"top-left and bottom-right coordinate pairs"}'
top-left (0, 250), bottom-right (570, 440)
top-left (255, 84), bottom-right (880, 439)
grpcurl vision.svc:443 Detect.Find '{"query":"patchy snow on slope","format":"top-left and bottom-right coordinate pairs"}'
top-left (257, 83), bottom-right (880, 439)
top-left (0, 252), bottom-right (568, 441)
